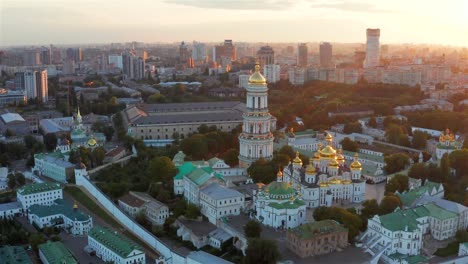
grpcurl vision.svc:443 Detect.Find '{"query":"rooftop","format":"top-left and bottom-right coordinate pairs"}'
top-left (186, 250), bottom-right (233, 264)
top-left (0, 201), bottom-right (21, 211)
top-left (288, 220), bottom-right (348, 240)
top-left (119, 193), bottom-right (146, 208)
top-left (133, 112), bottom-right (243, 125)
top-left (379, 203), bottom-right (457, 232)
top-left (34, 152), bottom-right (75, 169)
top-left (88, 226), bottom-right (142, 258)
top-left (201, 183), bottom-right (244, 200)
top-left (28, 199), bottom-right (91, 222)
top-left (140, 101), bottom-right (244, 113)
top-left (396, 181), bottom-right (443, 206)
top-left (176, 218), bottom-right (217, 237)
top-left (17, 182), bottom-right (61, 196)
top-left (0, 246), bottom-right (32, 264)
top-left (38, 241), bottom-right (77, 264)
top-left (268, 198), bottom-right (305, 210)
top-left (0, 112), bottom-right (25, 123)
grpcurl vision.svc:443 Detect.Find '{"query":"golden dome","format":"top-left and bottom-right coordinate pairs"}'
top-left (326, 133), bottom-right (333, 141)
top-left (277, 169), bottom-right (283, 177)
top-left (87, 137), bottom-right (97, 146)
top-left (73, 201), bottom-right (78, 209)
top-left (313, 151), bottom-right (321, 160)
top-left (248, 64), bottom-right (267, 84)
top-left (77, 107), bottom-right (81, 118)
top-left (328, 158), bottom-right (339, 168)
top-left (329, 178), bottom-right (342, 184)
top-left (336, 149), bottom-right (345, 162)
top-left (306, 161), bottom-right (316, 174)
top-left (350, 153), bottom-right (362, 169)
top-left (320, 145), bottom-right (337, 158)
top-left (292, 151), bottom-right (303, 165)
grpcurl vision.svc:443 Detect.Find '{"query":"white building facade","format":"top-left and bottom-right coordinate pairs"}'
top-left (199, 183), bottom-right (245, 224)
top-left (263, 64), bottom-right (280, 83)
top-left (238, 64), bottom-right (274, 168)
top-left (88, 226), bottom-right (145, 264)
top-left (17, 182), bottom-right (63, 209)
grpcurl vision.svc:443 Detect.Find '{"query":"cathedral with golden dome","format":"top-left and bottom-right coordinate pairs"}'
top-left (70, 108), bottom-right (105, 149)
top-left (281, 133), bottom-right (366, 208)
top-left (435, 128), bottom-right (462, 160)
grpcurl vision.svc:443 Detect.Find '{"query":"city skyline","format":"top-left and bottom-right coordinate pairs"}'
top-left (1, 0), bottom-right (468, 47)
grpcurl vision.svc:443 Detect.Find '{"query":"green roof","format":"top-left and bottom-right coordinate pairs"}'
top-left (396, 181), bottom-right (443, 206)
top-left (38, 241), bottom-right (77, 264)
top-left (89, 226), bottom-right (142, 258)
top-left (388, 253), bottom-right (428, 264)
top-left (288, 220), bottom-right (347, 240)
top-left (17, 182), bottom-right (61, 196)
top-left (174, 161), bottom-right (224, 185)
top-left (35, 151), bottom-right (66, 160)
top-left (0, 246), bottom-right (32, 264)
top-left (422, 203), bottom-right (457, 220)
top-left (379, 209), bottom-right (420, 232)
top-left (379, 203), bottom-right (457, 232)
top-left (268, 198), bottom-right (305, 210)
top-left (264, 181), bottom-right (296, 199)
top-left (28, 199), bottom-right (91, 222)
top-left (342, 150), bottom-right (385, 164)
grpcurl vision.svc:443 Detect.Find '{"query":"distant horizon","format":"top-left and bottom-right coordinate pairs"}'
top-left (1, 0), bottom-right (468, 47)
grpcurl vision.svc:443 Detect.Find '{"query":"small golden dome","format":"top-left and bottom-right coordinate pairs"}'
top-left (292, 151), bottom-right (303, 165)
top-left (326, 133), bottom-right (333, 141)
top-left (350, 153), bottom-right (362, 169)
top-left (277, 169), bottom-right (283, 177)
top-left (313, 151), bottom-right (321, 160)
top-left (248, 64), bottom-right (267, 84)
top-left (329, 158), bottom-right (339, 168)
top-left (73, 201), bottom-right (78, 209)
top-left (87, 137), bottom-right (97, 146)
top-left (336, 149), bottom-right (345, 162)
top-left (320, 145), bottom-right (337, 158)
top-left (306, 161), bottom-right (316, 174)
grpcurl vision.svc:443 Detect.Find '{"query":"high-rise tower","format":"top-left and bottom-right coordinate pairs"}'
top-left (297, 43), bottom-right (308, 67)
top-left (364, 28), bottom-right (380, 68)
top-left (239, 64), bottom-right (274, 168)
top-left (319, 42), bottom-right (333, 68)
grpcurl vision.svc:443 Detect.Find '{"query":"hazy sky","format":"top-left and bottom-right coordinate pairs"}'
top-left (1, 0), bottom-right (467, 46)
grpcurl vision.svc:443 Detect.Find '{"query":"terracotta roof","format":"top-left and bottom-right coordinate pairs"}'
top-left (105, 146), bottom-right (126, 157)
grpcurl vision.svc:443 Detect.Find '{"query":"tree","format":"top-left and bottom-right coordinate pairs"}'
top-left (29, 233), bottom-right (46, 251)
top-left (313, 206), bottom-right (363, 242)
top-left (362, 199), bottom-right (379, 218)
top-left (440, 153), bottom-right (451, 182)
top-left (412, 130), bottom-right (428, 149)
top-left (368, 116), bottom-right (377, 128)
top-left (385, 124), bottom-right (410, 146)
top-left (385, 174), bottom-right (409, 194)
top-left (343, 121), bottom-right (362, 134)
top-left (43, 133), bottom-right (58, 151)
top-left (247, 158), bottom-right (276, 184)
top-left (408, 163), bottom-right (429, 180)
top-left (221, 148), bottom-right (239, 167)
top-left (147, 156), bottom-right (176, 182)
top-left (244, 220), bottom-right (262, 238)
top-left (5, 129), bottom-right (15, 137)
top-left (340, 137), bottom-right (359, 152)
top-left (186, 204), bottom-right (201, 219)
top-left (244, 238), bottom-right (280, 264)
top-left (384, 153), bottom-right (410, 174)
top-left (278, 145), bottom-right (295, 160)
top-left (379, 195), bottom-right (402, 215)
top-left (7, 174), bottom-right (16, 189)
top-left (147, 93), bottom-right (166, 103)
top-left (15, 173), bottom-right (25, 186)
top-left (449, 149), bottom-right (468, 177)
top-left (197, 124), bottom-right (209, 134)
top-left (91, 147), bottom-right (106, 167)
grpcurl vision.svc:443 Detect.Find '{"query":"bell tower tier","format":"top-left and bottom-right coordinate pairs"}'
top-left (239, 64), bottom-right (274, 168)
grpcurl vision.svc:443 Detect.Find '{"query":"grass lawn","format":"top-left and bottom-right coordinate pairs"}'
top-left (64, 186), bottom-right (122, 228)
top-left (434, 241), bottom-right (459, 257)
